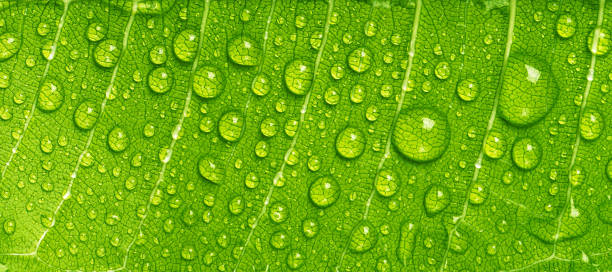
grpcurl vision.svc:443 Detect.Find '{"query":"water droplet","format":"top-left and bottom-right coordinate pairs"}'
top-left (324, 87), bottom-right (340, 105)
top-left (449, 229), bottom-right (468, 254)
top-left (198, 157), bottom-right (224, 184)
top-left (40, 135), bottom-right (53, 154)
top-left (499, 56), bottom-right (557, 126)
top-left (587, 27), bottom-right (610, 55)
top-left (108, 127), bottom-right (129, 152)
top-left (3, 220), bottom-right (15, 234)
top-left (349, 221), bottom-right (378, 253)
top-left (434, 62), bottom-right (451, 79)
top-left (148, 67), bottom-right (173, 93)
top-left (393, 107), bottom-right (449, 162)
top-left (125, 176), bottom-right (137, 191)
top-left (260, 117), bottom-right (278, 137)
top-left (94, 40), bottom-right (120, 68)
top-left (0, 33), bottom-right (20, 61)
top-left (330, 63), bottom-right (345, 80)
top-left (376, 257), bottom-right (391, 272)
top-left (37, 22), bottom-right (50, 36)
top-left (309, 32), bottom-right (322, 49)
top-left (228, 196), bottom-right (244, 215)
top-left (484, 131), bottom-right (506, 159)
top-left (366, 105), bottom-right (379, 121)
top-left (37, 80), bottom-right (63, 112)
top-left (269, 202), bottom-right (288, 223)
top-left (569, 166), bottom-right (585, 187)
top-left (302, 218), bottom-right (319, 238)
top-left (335, 127), bottom-right (366, 159)
top-left (424, 184), bottom-right (450, 215)
top-left (456, 79), bottom-right (478, 101)
top-left (468, 183), bottom-right (487, 205)
top-left (579, 108), bottom-right (603, 140)
top-left (347, 47), bottom-right (372, 73)
top-left (86, 22), bottom-right (107, 42)
top-left (270, 230), bottom-right (289, 249)
top-left (511, 138), bottom-right (541, 170)
top-left (397, 222), bottom-right (416, 265)
top-left (193, 66), bottom-right (225, 98)
top-left (284, 60), bottom-right (313, 95)
top-left (143, 123), bottom-right (155, 137)
top-left (308, 176), bottom-right (340, 208)
top-left (528, 201), bottom-right (589, 243)
top-left (0, 71), bottom-right (9, 88)
top-left (295, 15), bottom-right (307, 28)
top-left (286, 250), bottom-right (305, 270)
top-left (251, 74), bottom-right (270, 96)
top-left (181, 245), bottom-right (196, 260)
top-left (375, 169), bottom-right (399, 197)
top-left (255, 141), bottom-right (268, 158)
top-left (173, 29), bottom-right (198, 62)
top-left (556, 14), bottom-right (576, 38)
top-left (307, 156), bottom-right (321, 172)
top-left (149, 45), bottom-right (167, 65)
top-left (364, 21), bottom-right (377, 37)
top-left (228, 35), bottom-right (260, 66)
top-left (218, 111), bottom-right (244, 142)
top-left (350, 84), bottom-right (366, 104)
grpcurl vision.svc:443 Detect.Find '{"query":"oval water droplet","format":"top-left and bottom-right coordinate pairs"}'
top-left (397, 222), bottom-right (416, 265)
top-left (468, 183), bottom-right (487, 205)
top-left (499, 56), bottom-right (557, 126)
top-left (456, 79), bottom-right (478, 101)
top-left (228, 35), bottom-right (260, 66)
top-left (149, 45), bottom-right (167, 65)
top-left (173, 29), bottom-right (198, 62)
top-left (86, 22), bottom-right (107, 42)
top-left (347, 47), bottom-right (372, 73)
top-left (198, 157), bottom-right (224, 184)
top-left (0, 33), bottom-right (20, 61)
top-left (588, 27), bottom-right (610, 55)
top-left (228, 196), bottom-right (244, 215)
top-left (193, 66), bottom-right (225, 98)
top-left (260, 117), bottom-right (278, 137)
top-left (375, 169), bottom-right (399, 197)
top-left (484, 131), bottom-right (506, 159)
top-left (393, 107), bottom-right (449, 162)
top-left (434, 62), bottom-right (451, 79)
top-left (308, 176), bottom-right (340, 208)
top-left (302, 218), bottom-right (319, 238)
top-left (37, 80), bottom-right (63, 112)
top-left (556, 14), bottom-right (576, 38)
top-left (108, 127), bottom-right (129, 152)
top-left (251, 74), bottom-right (270, 96)
top-left (424, 184), bottom-right (450, 216)
top-left (148, 67), bottom-right (173, 94)
top-left (335, 127), bottom-right (366, 159)
top-left (284, 59), bottom-right (313, 95)
top-left (270, 230), bottom-right (289, 249)
top-left (349, 221), bottom-right (377, 253)
top-left (218, 111), bottom-right (244, 142)
top-left (269, 202), bottom-right (289, 223)
top-left (94, 40), bottom-right (120, 68)
top-left (579, 108), bottom-right (603, 140)
top-left (511, 138), bottom-right (541, 170)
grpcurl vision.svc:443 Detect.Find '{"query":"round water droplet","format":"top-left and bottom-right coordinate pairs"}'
top-left (3, 220), bottom-right (15, 234)
top-left (308, 176), bottom-right (340, 208)
top-left (228, 196), bottom-right (244, 215)
top-left (218, 111), bottom-right (244, 142)
top-left (324, 87), bottom-right (340, 105)
top-left (350, 84), bottom-right (366, 104)
top-left (347, 47), bottom-right (372, 73)
top-left (198, 157), bottom-right (224, 184)
top-left (86, 22), bottom-right (107, 42)
top-left (228, 35), bottom-right (260, 66)
top-left (251, 74), bottom-right (270, 96)
top-left (0, 33), bottom-right (20, 61)
top-left (148, 67), bottom-right (173, 94)
top-left (556, 14), bottom-right (576, 38)
top-left (149, 45), bottom-right (167, 65)
top-left (587, 27), bottom-right (610, 55)
top-left (393, 107), bottom-right (449, 162)
top-left (375, 169), bottom-right (399, 197)
top-left (499, 56), bottom-right (557, 126)
top-left (484, 131), bottom-right (506, 159)
top-left (579, 108), bottom-right (603, 140)
top-left (435, 62), bottom-right (451, 79)
top-left (270, 230), bottom-right (289, 249)
top-left (173, 29), bottom-right (198, 62)
top-left (287, 250), bottom-right (305, 270)
top-left (181, 245), bottom-right (196, 260)
top-left (37, 80), bottom-right (63, 112)
top-left (284, 60), bottom-right (313, 95)
top-left (456, 79), bottom-right (478, 101)
top-left (468, 183), bottom-right (487, 205)
top-left (424, 184), bottom-right (450, 215)
top-left (193, 66), bottom-right (225, 98)
top-left (302, 218), bottom-right (319, 238)
top-left (269, 202), bottom-right (288, 223)
top-left (335, 127), bottom-right (366, 159)
top-left (349, 221), bottom-right (377, 253)
top-left (108, 127), bottom-right (129, 152)
top-left (569, 166), bottom-right (585, 186)
top-left (260, 117), bottom-right (278, 137)
top-left (94, 40), bottom-right (120, 68)
top-left (512, 138), bottom-right (541, 170)
top-left (37, 22), bottom-right (50, 36)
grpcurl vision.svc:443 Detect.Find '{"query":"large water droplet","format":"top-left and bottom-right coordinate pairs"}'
top-left (308, 176), bottom-right (340, 208)
top-left (218, 111), bottom-right (244, 142)
top-left (173, 29), bottom-right (198, 62)
top-left (587, 27), bottom-right (610, 55)
top-left (424, 184), bottom-right (450, 216)
top-left (198, 157), bottom-right (224, 184)
top-left (37, 80), bottom-right (63, 112)
top-left (94, 40), bottom-right (120, 68)
top-left (148, 67), bottom-right (173, 94)
top-left (579, 108), bottom-right (603, 140)
top-left (528, 201), bottom-right (589, 243)
top-left (108, 127), bottom-right (129, 152)
top-left (511, 137), bottom-right (541, 170)
top-left (335, 127), bottom-right (366, 159)
top-left (556, 14), bottom-right (576, 38)
top-left (347, 47), bottom-right (372, 73)
top-left (349, 221), bottom-right (377, 253)
top-left (393, 107), bottom-right (449, 162)
top-left (499, 56), bottom-right (557, 126)
top-left (284, 60), bottom-right (313, 95)
top-left (228, 35), bottom-right (260, 66)
top-left (0, 33), bottom-right (19, 61)
top-left (193, 66), bottom-right (225, 98)
top-left (269, 202), bottom-right (289, 223)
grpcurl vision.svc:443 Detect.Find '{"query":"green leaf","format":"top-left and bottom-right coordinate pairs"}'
top-left (0, 0), bottom-right (610, 271)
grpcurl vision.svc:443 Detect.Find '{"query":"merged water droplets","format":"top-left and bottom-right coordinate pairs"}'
top-left (108, 127), bottom-right (129, 152)
top-left (37, 80), bottom-right (63, 112)
top-left (0, 32), bottom-right (19, 61)
top-left (193, 66), bottom-right (225, 98)
top-left (174, 29), bottom-right (198, 62)
top-left (228, 35), bottom-right (260, 66)
top-left (347, 47), bottom-right (372, 73)
top-left (349, 221), bottom-right (377, 253)
top-left (511, 138), bottom-right (541, 170)
top-left (94, 40), bottom-right (120, 68)
top-left (308, 176), bottom-right (340, 208)
top-left (218, 111), bottom-right (244, 142)
top-left (335, 127), bottom-right (366, 159)
top-left (148, 67), bottom-right (173, 94)
top-left (499, 56), bottom-right (557, 127)
top-left (284, 60), bottom-right (313, 95)
top-left (392, 107), bottom-right (449, 162)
